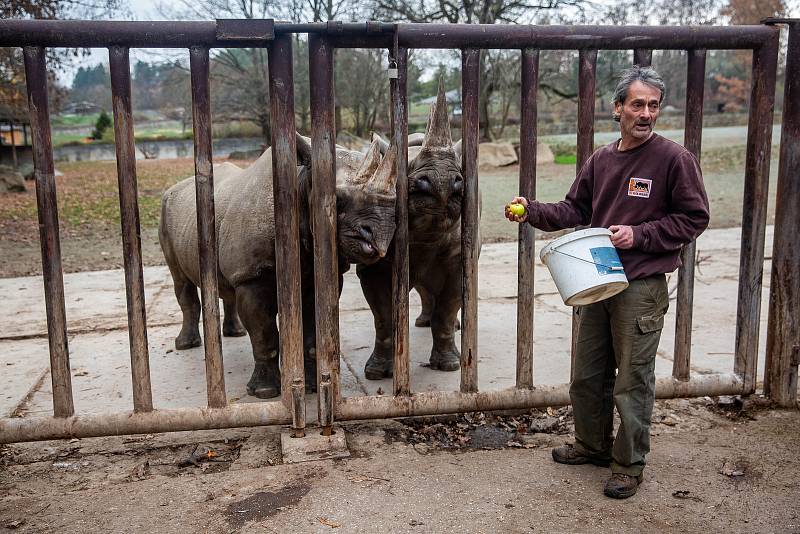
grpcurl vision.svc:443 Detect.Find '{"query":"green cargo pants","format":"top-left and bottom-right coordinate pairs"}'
top-left (570, 274), bottom-right (669, 477)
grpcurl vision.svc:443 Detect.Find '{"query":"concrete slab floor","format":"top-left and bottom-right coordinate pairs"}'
top-left (1, 226), bottom-right (774, 419)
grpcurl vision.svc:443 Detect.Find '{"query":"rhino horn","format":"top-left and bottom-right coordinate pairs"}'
top-left (372, 132), bottom-right (390, 156)
top-left (366, 142), bottom-right (398, 197)
top-left (348, 139), bottom-right (382, 187)
top-left (422, 77), bottom-right (453, 152)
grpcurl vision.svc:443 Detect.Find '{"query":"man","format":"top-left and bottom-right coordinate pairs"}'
top-left (506, 66), bottom-right (709, 499)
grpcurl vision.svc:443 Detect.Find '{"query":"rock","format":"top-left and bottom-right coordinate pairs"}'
top-left (478, 142), bottom-right (518, 168)
top-left (0, 165), bottom-right (26, 193)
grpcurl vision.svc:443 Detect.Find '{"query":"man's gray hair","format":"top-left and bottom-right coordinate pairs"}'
top-left (612, 65), bottom-right (666, 107)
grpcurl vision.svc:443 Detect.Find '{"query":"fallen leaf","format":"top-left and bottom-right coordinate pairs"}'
top-left (319, 517), bottom-right (341, 528)
top-left (720, 460), bottom-right (744, 477)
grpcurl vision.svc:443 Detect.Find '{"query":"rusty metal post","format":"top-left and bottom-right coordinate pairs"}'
top-left (189, 46), bottom-right (226, 409)
top-left (673, 49), bottom-right (706, 382)
top-left (319, 372), bottom-right (333, 436)
top-left (291, 378), bottom-right (306, 437)
top-left (734, 31), bottom-right (779, 393)
top-left (391, 44), bottom-right (411, 396)
top-left (268, 35), bottom-right (305, 417)
top-left (516, 48), bottom-right (539, 389)
top-left (109, 46), bottom-right (153, 412)
top-left (765, 20), bottom-right (800, 407)
top-left (23, 46), bottom-right (74, 418)
top-left (634, 48), bottom-right (653, 67)
top-left (570, 49), bottom-right (597, 379)
top-left (309, 34), bottom-right (337, 421)
top-left (460, 48), bottom-right (481, 394)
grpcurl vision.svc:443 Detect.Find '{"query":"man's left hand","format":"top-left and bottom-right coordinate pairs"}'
top-left (609, 225), bottom-right (634, 249)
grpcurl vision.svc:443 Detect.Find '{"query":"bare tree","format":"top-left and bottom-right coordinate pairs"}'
top-left (0, 0), bottom-right (125, 122)
top-left (372, 0), bottom-right (587, 139)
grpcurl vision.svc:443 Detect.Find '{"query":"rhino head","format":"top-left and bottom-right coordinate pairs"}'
top-left (296, 136), bottom-right (397, 266)
top-left (374, 79), bottom-right (463, 239)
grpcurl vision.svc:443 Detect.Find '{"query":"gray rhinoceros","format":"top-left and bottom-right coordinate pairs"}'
top-left (358, 81), bottom-right (481, 379)
top-left (159, 136), bottom-right (398, 398)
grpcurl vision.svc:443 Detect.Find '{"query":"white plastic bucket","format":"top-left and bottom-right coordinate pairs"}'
top-left (540, 228), bottom-right (629, 306)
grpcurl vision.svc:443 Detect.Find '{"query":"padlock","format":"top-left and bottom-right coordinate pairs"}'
top-left (388, 60), bottom-right (398, 79)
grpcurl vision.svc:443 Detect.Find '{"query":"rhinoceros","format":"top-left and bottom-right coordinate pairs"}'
top-left (358, 80), bottom-right (481, 379)
top-left (159, 136), bottom-right (398, 398)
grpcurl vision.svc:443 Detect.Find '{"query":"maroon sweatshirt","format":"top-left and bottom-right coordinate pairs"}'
top-left (527, 133), bottom-right (710, 280)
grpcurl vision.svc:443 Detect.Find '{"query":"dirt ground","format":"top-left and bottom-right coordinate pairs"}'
top-left (1, 398), bottom-right (798, 533)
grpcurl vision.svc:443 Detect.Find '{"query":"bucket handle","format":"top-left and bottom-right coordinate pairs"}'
top-left (547, 249), bottom-right (625, 272)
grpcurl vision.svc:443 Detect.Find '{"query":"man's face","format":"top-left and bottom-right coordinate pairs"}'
top-left (614, 80), bottom-right (662, 144)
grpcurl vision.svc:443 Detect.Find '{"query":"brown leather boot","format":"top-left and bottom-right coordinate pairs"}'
top-left (603, 473), bottom-right (644, 499)
top-left (551, 443), bottom-right (611, 467)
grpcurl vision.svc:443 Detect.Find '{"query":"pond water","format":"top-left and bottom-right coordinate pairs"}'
top-left (53, 137), bottom-right (265, 162)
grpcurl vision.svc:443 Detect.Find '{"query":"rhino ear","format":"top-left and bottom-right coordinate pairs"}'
top-left (350, 139), bottom-right (382, 187)
top-left (422, 77), bottom-right (453, 151)
top-left (371, 132), bottom-right (390, 156)
top-left (453, 138), bottom-right (462, 164)
top-left (408, 132), bottom-right (425, 147)
top-left (295, 132), bottom-right (312, 168)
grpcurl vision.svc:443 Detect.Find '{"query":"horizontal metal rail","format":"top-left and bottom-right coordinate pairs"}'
top-left (0, 20), bottom-right (776, 49)
top-left (0, 402), bottom-right (292, 444)
top-left (0, 374), bottom-right (744, 443)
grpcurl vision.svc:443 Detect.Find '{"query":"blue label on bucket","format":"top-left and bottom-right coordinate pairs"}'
top-left (590, 247), bottom-right (624, 275)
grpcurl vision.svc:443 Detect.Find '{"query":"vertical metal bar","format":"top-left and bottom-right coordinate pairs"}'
top-left (765, 21), bottom-right (800, 407)
top-left (634, 48), bottom-right (653, 67)
top-left (391, 45), bottom-right (411, 396)
top-left (734, 32), bottom-right (780, 393)
top-left (290, 379), bottom-right (306, 437)
top-left (309, 34), bottom-right (337, 419)
top-left (516, 48), bottom-right (539, 389)
top-left (268, 34), bottom-right (305, 412)
top-left (672, 49), bottom-right (706, 382)
top-left (460, 48), bottom-right (480, 394)
top-left (189, 46), bottom-right (226, 409)
top-left (23, 46), bottom-right (74, 418)
top-left (109, 46), bottom-right (153, 412)
top-left (570, 49), bottom-right (597, 379)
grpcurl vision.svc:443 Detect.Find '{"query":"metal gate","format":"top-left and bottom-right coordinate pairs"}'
top-left (0, 19), bottom-right (797, 444)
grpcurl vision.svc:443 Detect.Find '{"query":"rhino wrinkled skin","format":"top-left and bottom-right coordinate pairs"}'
top-left (159, 136), bottom-right (398, 398)
top-left (359, 80), bottom-right (481, 379)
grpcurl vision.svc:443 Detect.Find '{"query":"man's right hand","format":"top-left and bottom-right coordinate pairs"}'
top-left (505, 196), bottom-right (529, 223)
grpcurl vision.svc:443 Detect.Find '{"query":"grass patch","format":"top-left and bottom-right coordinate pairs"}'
top-left (51, 113), bottom-right (100, 127)
top-left (554, 153), bottom-right (577, 165)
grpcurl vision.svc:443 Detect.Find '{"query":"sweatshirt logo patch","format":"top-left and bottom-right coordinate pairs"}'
top-left (628, 177), bottom-right (652, 198)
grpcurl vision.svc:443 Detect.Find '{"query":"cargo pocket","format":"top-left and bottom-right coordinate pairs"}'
top-left (628, 314), bottom-right (666, 366)
top-left (637, 314), bottom-right (664, 334)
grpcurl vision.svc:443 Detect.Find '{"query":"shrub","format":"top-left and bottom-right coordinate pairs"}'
top-left (91, 111), bottom-right (112, 140)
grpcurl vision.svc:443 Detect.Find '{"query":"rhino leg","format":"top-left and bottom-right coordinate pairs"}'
top-left (414, 287), bottom-right (434, 327)
top-left (301, 273), bottom-right (318, 393)
top-left (222, 298), bottom-right (247, 337)
top-left (414, 288), bottom-right (460, 330)
top-left (428, 276), bottom-right (461, 372)
top-left (236, 276), bottom-right (281, 399)
top-left (357, 261), bottom-right (394, 380)
top-left (169, 265), bottom-right (202, 350)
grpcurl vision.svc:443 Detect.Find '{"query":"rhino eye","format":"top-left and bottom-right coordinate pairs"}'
top-left (414, 175), bottom-right (432, 192)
